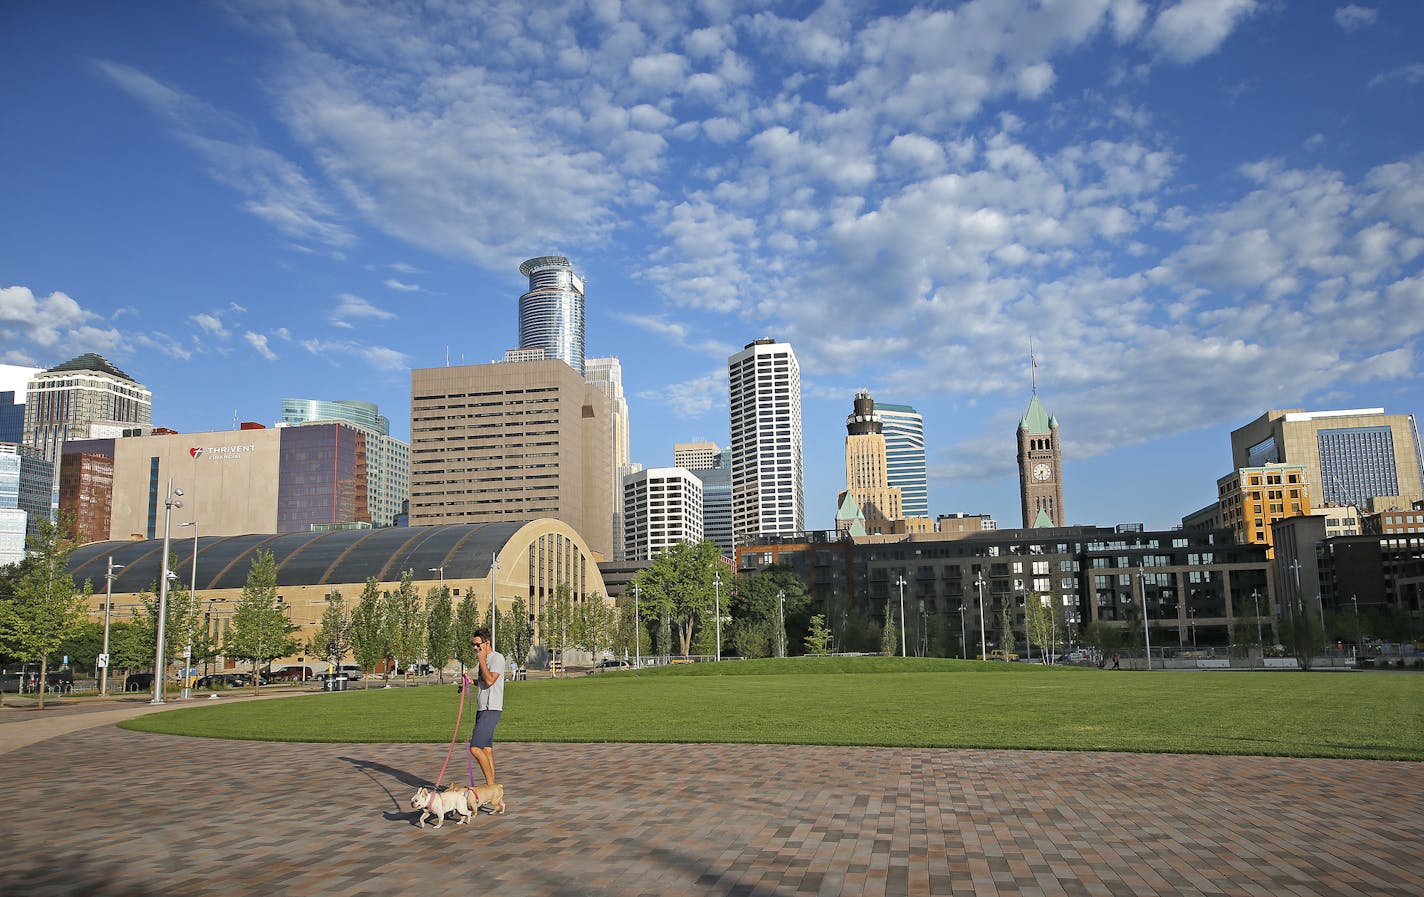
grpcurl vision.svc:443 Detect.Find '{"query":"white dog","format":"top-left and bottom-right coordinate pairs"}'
top-left (410, 786), bottom-right (473, 828)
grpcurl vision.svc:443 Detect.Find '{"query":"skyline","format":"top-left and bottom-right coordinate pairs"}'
top-left (3, 1), bottom-right (1422, 533)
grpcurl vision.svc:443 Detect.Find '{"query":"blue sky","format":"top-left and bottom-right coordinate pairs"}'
top-left (2, 1), bottom-right (1422, 532)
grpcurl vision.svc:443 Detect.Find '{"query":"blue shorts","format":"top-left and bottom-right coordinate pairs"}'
top-left (469, 709), bottom-right (501, 749)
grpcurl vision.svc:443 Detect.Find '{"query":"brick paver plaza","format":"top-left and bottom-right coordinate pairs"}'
top-left (1, 695), bottom-right (1421, 896)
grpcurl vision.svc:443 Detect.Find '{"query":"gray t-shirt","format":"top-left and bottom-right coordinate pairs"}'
top-left (477, 651), bottom-right (506, 711)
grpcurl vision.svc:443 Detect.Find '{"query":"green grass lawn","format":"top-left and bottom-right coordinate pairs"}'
top-left (119, 657), bottom-right (1424, 760)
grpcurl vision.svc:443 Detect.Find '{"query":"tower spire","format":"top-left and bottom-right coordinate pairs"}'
top-left (1029, 336), bottom-right (1038, 395)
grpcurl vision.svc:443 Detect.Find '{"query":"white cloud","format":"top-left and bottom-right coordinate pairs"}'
top-left (330, 293), bottom-right (397, 328)
top-left (1334, 5), bottom-right (1379, 32)
top-left (1369, 63), bottom-right (1424, 88)
top-left (637, 368), bottom-right (728, 418)
top-left (245, 332), bottom-right (278, 361)
top-left (1148, 0), bottom-right (1259, 64)
top-left (0, 285), bottom-right (101, 359)
top-left (384, 278), bottom-right (422, 292)
top-left (94, 60), bottom-right (354, 249)
top-left (299, 337), bottom-right (410, 371)
top-left (190, 313), bottom-right (228, 338)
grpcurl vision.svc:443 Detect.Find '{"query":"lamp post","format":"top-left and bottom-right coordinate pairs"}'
top-left (100, 558), bottom-right (123, 697)
top-left (1019, 588), bottom-right (1032, 664)
top-left (1189, 607), bottom-right (1197, 648)
top-left (633, 582), bottom-right (641, 670)
top-left (974, 572), bottom-right (987, 660)
top-left (1138, 562), bottom-right (1152, 672)
top-left (178, 520), bottom-right (199, 699)
top-left (957, 604), bottom-right (966, 659)
top-left (1351, 593), bottom-right (1362, 659)
top-left (151, 481), bottom-right (183, 704)
top-left (488, 553), bottom-right (500, 655)
top-left (713, 569), bottom-right (722, 662)
top-left (1251, 589), bottom-right (1264, 669)
top-left (894, 576), bottom-right (907, 658)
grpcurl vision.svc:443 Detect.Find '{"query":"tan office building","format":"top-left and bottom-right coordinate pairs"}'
top-left (106, 422), bottom-right (368, 540)
top-left (1230, 408), bottom-right (1424, 511)
top-left (410, 360), bottom-right (615, 558)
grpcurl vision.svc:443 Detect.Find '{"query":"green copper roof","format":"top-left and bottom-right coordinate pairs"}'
top-left (1020, 394), bottom-right (1056, 434)
top-left (836, 492), bottom-right (862, 520)
top-left (836, 493), bottom-right (868, 536)
top-left (1031, 508), bottom-right (1055, 528)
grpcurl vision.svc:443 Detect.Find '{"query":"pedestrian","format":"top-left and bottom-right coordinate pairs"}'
top-left (467, 628), bottom-right (506, 786)
top-left (1111, 653), bottom-right (1120, 670)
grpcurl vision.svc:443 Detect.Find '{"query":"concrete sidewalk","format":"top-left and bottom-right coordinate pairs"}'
top-left (0, 705), bottom-right (1420, 896)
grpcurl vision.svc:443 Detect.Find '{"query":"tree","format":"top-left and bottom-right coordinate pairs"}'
top-left (311, 589), bottom-right (351, 679)
top-left (1081, 620), bottom-right (1124, 666)
top-left (453, 592), bottom-right (480, 674)
top-left (542, 583), bottom-right (575, 675)
top-left (881, 600), bottom-right (898, 656)
top-left (632, 541), bottom-right (722, 656)
top-left (569, 598), bottom-right (615, 660)
top-left (729, 565), bottom-right (811, 657)
top-left (497, 595), bottom-right (533, 669)
top-left (730, 618), bottom-right (773, 658)
top-left (224, 549), bottom-right (299, 694)
top-left (998, 600), bottom-right (1015, 654)
top-left (384, 569), bottom-right (426, 679)
top-left (1283, 611), bottom-right (1324, 672)
top-left (614, 595), bottom-right (650, 659)
top-left (1024, 593), bottom-right (1061, 662)
top-left (424, 585), bottom-right (453, 683)
top-left (131, 559), bottom-right (212, 685)
top-left (0, 514), bottom-right (91, 709)
top-left (348, 577), bottom-right (387, 689)
top-left (804, 614), bottom-right (832, 655)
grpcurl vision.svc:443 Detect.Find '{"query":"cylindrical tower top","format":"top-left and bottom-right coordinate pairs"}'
top-left (846, 389), bottom-right (881, 436)
top-left (518, 255), bottom-right (585, 375)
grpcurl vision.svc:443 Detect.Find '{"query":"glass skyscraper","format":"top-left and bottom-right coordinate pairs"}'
top-left (874, 402), bottom-right (928, 520)
top-left (519, 255), bottom-right (585, 376)
top-left (280, 398), bottom-right (409, 528)
top-left (0, 443), bottom-right (54, 566)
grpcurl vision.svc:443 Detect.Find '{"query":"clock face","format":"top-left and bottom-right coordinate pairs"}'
top-left (1032, 462), bottom-right (1052, 481)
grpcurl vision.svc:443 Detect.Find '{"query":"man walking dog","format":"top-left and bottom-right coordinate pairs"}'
top-left (468, 629), bottom-right (505, 787)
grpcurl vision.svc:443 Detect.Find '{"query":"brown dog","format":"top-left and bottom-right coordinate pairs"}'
top-left (466, 783), bottom-right (506, 815)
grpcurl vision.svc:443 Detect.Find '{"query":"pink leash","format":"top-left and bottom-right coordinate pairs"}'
top-left (432, 672), bottom-right (473, 789)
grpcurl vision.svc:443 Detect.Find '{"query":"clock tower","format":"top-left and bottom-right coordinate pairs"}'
top-left (1017, 391), bottom-right (1064, 528)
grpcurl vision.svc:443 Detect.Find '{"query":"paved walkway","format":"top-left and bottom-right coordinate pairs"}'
top-left (0, 699), bottom-right (1420, 897)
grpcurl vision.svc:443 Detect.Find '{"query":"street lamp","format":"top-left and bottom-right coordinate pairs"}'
top-left (974, 572), bottom-right (987, 660)
top-left (1189, 607), bottom-right (1197, 648)
top-left (1018, 587), bottom-right (1032, 664)
top-left (1351, 593), bottom-right (1361, 659)
top-left (1138, 562), bottom-right (1152, 672)
top-left (713, 569), bottom-right (722, 662)
top-left (633, 582), bottom-right (641, 670)
top-left (151, 481), bottom-right (183, 704)
top-left (894, 576), bottom-right (907, 658)
top-left (100, 558), bottom-right (123, 696)
top-left (957, 603), bottom-right (966, 659)
top-left (488, 553), bottom-right (500, 655)
top-left (178, 520), bottom-right (199, 699)
top-left (1251, 589), bottom-right (1264, 669)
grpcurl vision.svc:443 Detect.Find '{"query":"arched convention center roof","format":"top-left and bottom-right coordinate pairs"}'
top-left (67, 522), bottom-right (528, 594)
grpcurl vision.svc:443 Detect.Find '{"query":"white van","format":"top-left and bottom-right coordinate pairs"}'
top-left (337, 663), bottom-right (363, 680)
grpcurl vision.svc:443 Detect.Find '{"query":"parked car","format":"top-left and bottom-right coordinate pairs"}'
top-left (590, 659), bottom-right (632, 673)
top-left (337, 663), bottom-right (363, 680)
top-left (124, 673), bottom-right (155, 692)
top-left (976, 650), bottom-right (1019, 662)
